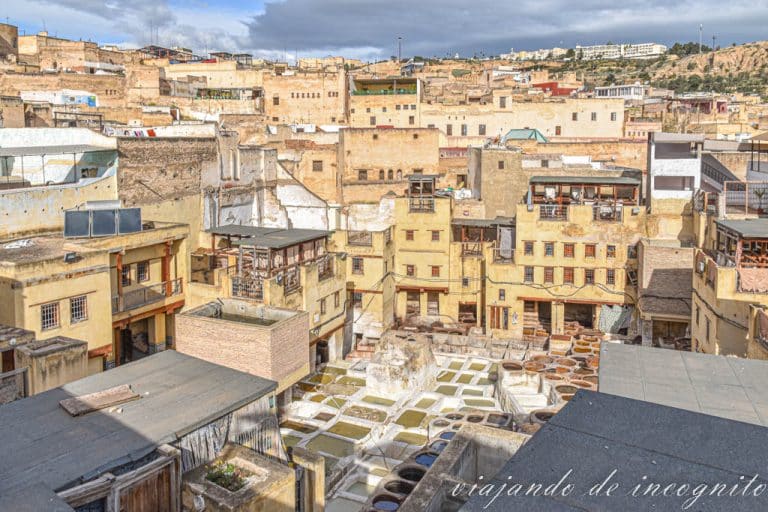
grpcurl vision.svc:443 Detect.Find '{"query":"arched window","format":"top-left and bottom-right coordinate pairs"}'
top-left (388, 169), bottom-right (393, 180)
top-left (396, 170), bottom-right (402, 180)
top-left (379, 170), bottom-right (385, 180)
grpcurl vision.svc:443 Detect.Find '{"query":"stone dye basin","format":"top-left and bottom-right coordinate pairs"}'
top-left (362, 395), bottom-right (396, 407)
top-left (327, 421), bottom-right (371, 440)
top-left (414, 397), bottom-right (436, 409)
top-left (323, 366), bottom-right (348, 376)
top-left (283, 434), bottom-right (302, 448)
top-left (306, 434), bottom-right (355, 458)
top-left (280, 420), bottom-right (318, 434)
top-left (309, 394), bottom-right (327, 403)
top-left (436, 385), bottom-right (458, 396)
top-left (461, 388), bottom-right (484, 397)
top-left (463, 398), bottom-right (495, 408)
top-left (338, 376), bottom-right (366, 387)
top-left (448, 360), bottom-right (464, 370)
top-left (456, 373), bottom-right (474, 384)
top-left (395, 409), bottom-right (427, 428)
top-left (324, 397), bottom-right (348, 409)
top-left (469, 361), bottom-right (487, 371)
top-left (314, 412), bottom-right (335, 422)
top-left (346, 480), bottom-right (376, 498)
top-left (436, 371), bottom-right (456, 382)
top-left (394, 431), bottom-right (428, 446)
top-left (309, 373), bottom-right (336, 384)
top-left (344, 405), bottom-right (388, 423)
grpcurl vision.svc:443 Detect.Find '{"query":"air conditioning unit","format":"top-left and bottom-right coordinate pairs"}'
top-left (276, 273), bottom-right (283, 284)
top-left (697, 261), bottom-right (705, 274)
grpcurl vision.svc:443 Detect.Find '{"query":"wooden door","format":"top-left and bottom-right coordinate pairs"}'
top-left (118, 465), bottom-right (171, 512)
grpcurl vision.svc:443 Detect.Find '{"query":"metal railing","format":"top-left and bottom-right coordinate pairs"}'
top-left (409, 197), bottom-right (435, 212)
top-left (461, 242), bottom-right (483, 256)
top-left (539, 204), bottom-right (568, 221)
top-left (112, 278), bottom-right (183, 313)
top-left (232, 276), bottom-right (264, 301)
top-left (317, 255), bottom-right (334, 281)
top-left (347, 231), bottom-right (373, 246)
top-left (284, 266), bottom-right (301, 294)
top-left (592, 204), bottom-right (623, 222)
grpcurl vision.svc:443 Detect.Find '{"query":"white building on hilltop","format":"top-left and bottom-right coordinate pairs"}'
top-left (576, 43), bottom-right (667, 60)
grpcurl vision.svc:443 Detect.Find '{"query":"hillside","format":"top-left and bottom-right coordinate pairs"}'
top-left (550, 41), bottom-right (768, 97)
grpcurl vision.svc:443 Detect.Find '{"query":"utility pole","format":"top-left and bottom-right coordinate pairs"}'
top-left (712, 34), bottom-right (716, 51)
top-left (699, 24), bottom-right (703, 53)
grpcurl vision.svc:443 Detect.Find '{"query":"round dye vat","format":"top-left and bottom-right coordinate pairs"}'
top-left (439, 431), bottom-right (456, 440)
top-left (414, 452), bottom-right (439, 468)
top-left (396, 466), bottom-right (426, 483)
top-left (372, 497), bottom-right (401, 511)
top-left (429, 440), bottom-right (449, 452)
top-left (384, 480), bottom-right (415, 496)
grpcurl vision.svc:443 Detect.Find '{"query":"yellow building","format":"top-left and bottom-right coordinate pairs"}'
top-left (0, 208), bottom-right (188, 374)
top-left (485, 176), bottom-right (643, 339)
top-left (690, 212), bottom-right (768, 357)
top-left (332, 226), bottom-right (396, 343)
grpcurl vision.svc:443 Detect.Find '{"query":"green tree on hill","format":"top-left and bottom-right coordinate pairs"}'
top-left (670, 42), bottom-right (712, 56)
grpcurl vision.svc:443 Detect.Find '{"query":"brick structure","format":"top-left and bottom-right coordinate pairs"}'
top-left (176, 300), bottom-right (310, 393)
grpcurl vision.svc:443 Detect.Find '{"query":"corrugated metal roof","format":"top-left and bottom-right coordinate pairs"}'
top-left (0, 351), bottom-right (276, 497)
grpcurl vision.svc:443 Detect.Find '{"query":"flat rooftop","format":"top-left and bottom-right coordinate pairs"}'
top-left (599, 343), bottom-right (768, 426)
top-left (0, 145), bottom-right (116, 157)
top-left (715, 218), bottom-right (768, 239)
top-left (0, 351), bottom-right (276, 497)
top-left (183, 299), bottom-right (299, 327)
top-left (0, 222), bottom-right (187, 266)
top-left (461, 390), bottom-right (768, 511)
top-left (226, 227), bottom-right (331, 249)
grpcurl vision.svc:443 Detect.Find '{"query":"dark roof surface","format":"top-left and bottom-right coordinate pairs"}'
top-left (598, 343), bottom-right (768, 426)
top-left (461, 390), bottom-right (768, 511)
top-left (715, 218), bottom-right (768, 238)
top-left (529, 175), bottom-right (640, 185)
top-left (231, 228), bottom-right (331, 249)
top-left (0, 351), bottom-right (276, 497)
top-left (0, 483), bottom-right (75, 512)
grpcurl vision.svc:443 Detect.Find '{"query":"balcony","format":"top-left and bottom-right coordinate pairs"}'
top-left (492, 247), bottom-right (515, 264)
top-left (232, 275), bottom-right (264, 301)
top-left (539, 204), bottom-right (568, 221)
top-left (317, 255), bottom-right (334, 281)
top-left (461, 242), bottom-right (483, 257)
top-left (284, 265), bottom-right (301, 294)
top-left (592, 204), bottom-right (623, 222)
top-left (112, 278), bottom-right (183, 313)
top-left (347, 231), bottom-right (373, 247)
top-left (408, 197), bottom-right (435, 212)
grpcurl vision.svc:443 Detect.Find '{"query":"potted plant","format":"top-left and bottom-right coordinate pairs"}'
top-left (205, 461), bottom-right (248, 492)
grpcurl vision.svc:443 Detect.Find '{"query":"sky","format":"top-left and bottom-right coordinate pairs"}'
top-left (3, 0), bottom-right (768, 62)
